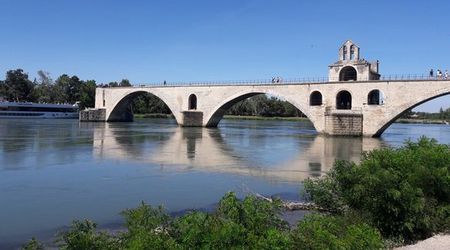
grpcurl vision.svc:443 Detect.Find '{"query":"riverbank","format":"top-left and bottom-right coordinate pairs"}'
top-left (395, 118), bottom-right (449, 124)
top-left (134, 114), bottom-right (449, 125)
top-left (223, 115), bottom-right (309, 121)
top-left (134, 113), bottom-right (173, 118)
top-left (133, 114), bottom-right (310, 121)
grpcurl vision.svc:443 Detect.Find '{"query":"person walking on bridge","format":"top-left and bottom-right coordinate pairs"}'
top-left (429, 69), bottom-right (434, 78)
top-left (445, 70), bottom-right (449, 79)
top-left (437, 69), bottom-right (442, 79)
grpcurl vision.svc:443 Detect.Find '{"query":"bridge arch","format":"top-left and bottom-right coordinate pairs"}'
top-left (373, 89), bottom-right (450, 137)
top-left (204, 90), bottom-right (317, 130)
top-left (107, 90), bottom-right (180, 123)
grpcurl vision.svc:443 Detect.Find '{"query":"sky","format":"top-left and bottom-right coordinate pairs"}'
top-left (0, 0), bottom-right (449, 111)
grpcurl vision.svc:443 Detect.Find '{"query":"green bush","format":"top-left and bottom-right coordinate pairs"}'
top-left (25, 192), bottom-right (388, 249)
top-left (304, 137), bottom-right (450, 242)
top-left (291, 214), bottom-right (384, 250)
top-left (55, 220), bottom-right (120, 250)
top-left (120, 202), bottom-right (179, 249)
top-left (21, 237), bottom-right (45, 250)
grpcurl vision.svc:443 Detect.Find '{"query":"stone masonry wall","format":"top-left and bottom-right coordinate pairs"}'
top-left (182, 111), bottom-right (203, 127)
top-left (325, 113), bottom-right (363, 136)
top-left (80, 108), bottom-right (106, 122)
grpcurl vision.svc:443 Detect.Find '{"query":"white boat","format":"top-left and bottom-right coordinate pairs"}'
top-left (0, 101), bottom-right (79, 119)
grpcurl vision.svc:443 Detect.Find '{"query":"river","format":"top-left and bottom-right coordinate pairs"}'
top-left (0, 118), bottom-right (449, 247)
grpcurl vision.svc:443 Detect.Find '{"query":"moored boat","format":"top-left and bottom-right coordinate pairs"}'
top-left (0, 101), bottom-right (79, 119)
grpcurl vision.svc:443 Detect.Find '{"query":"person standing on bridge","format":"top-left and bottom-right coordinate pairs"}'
top-left (445, 70), bottom-right (449, 79)
top-left (429, 69), bottom-right (434, 78)
top-left (437, 69), bottom-right (442, 79)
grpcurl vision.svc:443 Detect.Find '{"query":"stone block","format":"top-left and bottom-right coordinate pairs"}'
top-left (80, 108), bottom-right (106, 122)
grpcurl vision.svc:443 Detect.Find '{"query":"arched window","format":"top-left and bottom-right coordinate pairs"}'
top-left (350, 45), bottom-right (355, 60)
top-left (310, 91), bottom-right (323, 106)
top-left (336, 90), bottom-right (352, 110)
top-left (368, 90), bottom-right (382, 105)
top-left (342, 46), bottom-right (347, 61)
top-left (188, 94), bottom-right (197, 110)
top-left (339, 66), bottom-right (357, 81)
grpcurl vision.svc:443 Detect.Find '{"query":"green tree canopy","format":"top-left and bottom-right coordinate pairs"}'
top-left (1, 69), bottom-right (35, 102)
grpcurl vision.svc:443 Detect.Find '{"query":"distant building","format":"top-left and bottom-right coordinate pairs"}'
top-left (328, 40), bottom-right (380, 82)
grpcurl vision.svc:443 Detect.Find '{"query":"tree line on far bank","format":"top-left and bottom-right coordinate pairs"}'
top-left (0, 69), bottom-right (97, 109)
top-left (0, 69), bottom-right (304, 117)
top-left (0, 69), bottom-right (140, 110)
top-left (403, 108), bottom-right (450, 121)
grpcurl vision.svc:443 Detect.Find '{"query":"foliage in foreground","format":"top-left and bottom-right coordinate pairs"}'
top-left (305, 137), bottom-right (450, 242)
top-left (291, 214), bottom-right (384, 250)
top-left (24, 192), bottom-right (383, 249)
top-left (21, 237), bottom-right (45, 250)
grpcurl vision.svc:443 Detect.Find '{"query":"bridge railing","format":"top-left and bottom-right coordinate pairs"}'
top-left (109, 74), bottom-right (447, 88)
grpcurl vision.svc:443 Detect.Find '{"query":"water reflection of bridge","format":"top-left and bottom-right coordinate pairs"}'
top-left (91, 123), bottom-right (382, 182)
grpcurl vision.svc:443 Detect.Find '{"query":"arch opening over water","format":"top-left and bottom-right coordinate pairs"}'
top-left (374, 91), bottom-right (450, 137)
top-left (339, 66), bottom-right (357, 81)
top-left (205, 92), bottom-right (314, 130)
top-left (336, 90), bottom-right (352, 110)
top-left (108, 91), bottom-right (174, 122)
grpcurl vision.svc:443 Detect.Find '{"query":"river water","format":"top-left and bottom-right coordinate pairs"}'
top-left (0, 118), bottom-right (449, 247)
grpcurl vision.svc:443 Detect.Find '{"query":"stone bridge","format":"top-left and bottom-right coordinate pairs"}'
top-left (90, 79), bottom-right (450, 137)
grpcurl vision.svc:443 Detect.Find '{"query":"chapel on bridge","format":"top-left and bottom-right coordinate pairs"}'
top-left (328, 40), bottom-right (380, 82)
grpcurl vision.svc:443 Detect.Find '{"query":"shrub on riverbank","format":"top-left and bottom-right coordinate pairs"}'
top-left (304, 137), bottom-right (450, 243)
top-left (23, 192), bottom-right (383, 249)
top-left (291, 214), bottom-right (384, 249)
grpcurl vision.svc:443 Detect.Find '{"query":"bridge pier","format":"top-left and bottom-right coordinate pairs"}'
top-left (181, 111), bottom-right (203, 127)
top-left (324, 110), bottom-right (363, 136)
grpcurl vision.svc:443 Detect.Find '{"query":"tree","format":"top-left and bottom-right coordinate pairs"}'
top-left (53, 74), bottom-right (84, 104)
top-left (54, 74), bottom-right (71, 103)
top-left (119, 79), bottom-right (132, 87)
top-left (32, 70), bottom-right (54, 103)
top-left (108, 81), bottom-right (118, 87)
top-left (78, 80), bottom-right (96, 109)
top-left (0, 80), bottom-right (6, 100)
top-left (3, 69), bottom-right (35, 102)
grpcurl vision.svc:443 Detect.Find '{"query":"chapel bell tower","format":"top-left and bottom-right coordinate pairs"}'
top-left (328, 40), bottom-right (380, 82)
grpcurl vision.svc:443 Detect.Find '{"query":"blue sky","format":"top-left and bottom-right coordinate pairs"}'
top-left (0, 0), bottom-right (449, 111)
